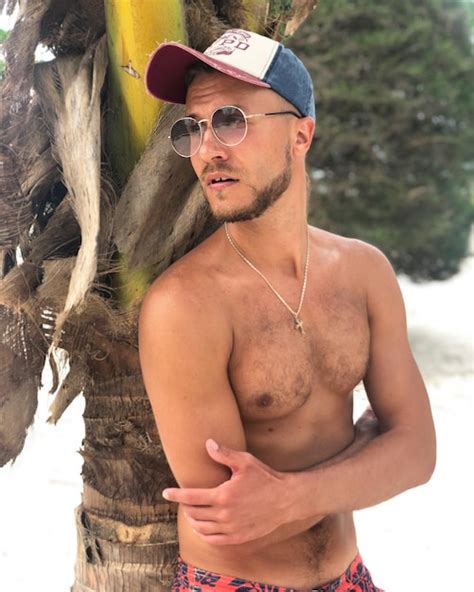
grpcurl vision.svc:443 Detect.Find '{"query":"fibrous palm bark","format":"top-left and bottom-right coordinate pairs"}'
top-left (0, 1), bottom-right (317, 589)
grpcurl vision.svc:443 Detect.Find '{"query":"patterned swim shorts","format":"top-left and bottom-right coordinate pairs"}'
top-left (172, 553), bottom-right (384, 592)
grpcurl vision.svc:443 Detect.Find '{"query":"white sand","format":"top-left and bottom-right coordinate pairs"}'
top-left (1, 256), bottom-right (472, 591)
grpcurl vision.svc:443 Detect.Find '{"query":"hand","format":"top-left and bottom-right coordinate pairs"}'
top-left (162, 439), bottom-right (291, 545)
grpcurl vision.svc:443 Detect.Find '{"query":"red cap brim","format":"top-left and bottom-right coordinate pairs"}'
top-left (145, 42), bottom-right (270, 104)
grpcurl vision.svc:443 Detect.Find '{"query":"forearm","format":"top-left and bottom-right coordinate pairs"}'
top-left (286, 423), bottom-right (436, 523)
top-left (317, 408), bottom-right (380, 469)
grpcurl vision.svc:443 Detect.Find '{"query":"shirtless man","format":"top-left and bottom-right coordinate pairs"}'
top-left (138, 29), bottom-right (436, 591)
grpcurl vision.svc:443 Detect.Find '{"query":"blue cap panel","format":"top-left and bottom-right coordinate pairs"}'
top-left (263, 45), bottom-right (316, 120)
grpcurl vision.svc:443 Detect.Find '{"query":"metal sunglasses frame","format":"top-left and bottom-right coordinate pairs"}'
top-left (168, 104), bottom-right (303, 157)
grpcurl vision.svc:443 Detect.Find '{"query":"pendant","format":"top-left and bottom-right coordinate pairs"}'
top-left (294, 317), bottom-right (305, 335)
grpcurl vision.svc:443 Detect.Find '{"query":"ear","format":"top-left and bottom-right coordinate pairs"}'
top-left (294, 117), bottom-right (316, 156)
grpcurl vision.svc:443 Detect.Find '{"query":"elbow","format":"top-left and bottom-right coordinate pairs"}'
top-left (416, 429), bottom-right (437, 486)
top-left (423, 443), bottom-right (437, 484)
top-left (418, 450), bottom-right (436, 486)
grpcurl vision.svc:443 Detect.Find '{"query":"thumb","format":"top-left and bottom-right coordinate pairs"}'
top-left (205, 439), bottom-right (245, 473)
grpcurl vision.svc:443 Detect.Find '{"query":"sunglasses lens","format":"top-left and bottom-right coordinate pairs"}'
top-left (212, 107), bottom-right (246, 146)
top-left (170, 117), bottom-right (201, 157)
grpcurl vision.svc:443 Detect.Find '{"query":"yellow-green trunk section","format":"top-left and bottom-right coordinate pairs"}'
top-left (104, 1), bottom-right (186, 307)
top-left (104, 0), bottom-right (186, 187)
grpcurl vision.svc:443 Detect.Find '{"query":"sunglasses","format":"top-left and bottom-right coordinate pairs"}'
top-left (169, 105), bottom-right (303, 158)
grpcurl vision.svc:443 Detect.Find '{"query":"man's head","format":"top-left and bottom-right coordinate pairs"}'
top-left (145, 29), bottom-right (315, 223)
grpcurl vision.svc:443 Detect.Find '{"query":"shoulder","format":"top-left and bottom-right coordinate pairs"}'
top-left (310, 226), bottom-right (395, 276)
top-left (142, 228), bottom-right (219, 307)
top-left (139, 232), bottom-right (232, 347)
top-left (334, 236), bottom-right (404, 324)
top-left (309, 227), bottom-right (402, 316)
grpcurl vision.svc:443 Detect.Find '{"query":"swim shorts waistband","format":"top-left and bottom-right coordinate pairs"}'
top-left (172, 552), bottom-right (384, 592)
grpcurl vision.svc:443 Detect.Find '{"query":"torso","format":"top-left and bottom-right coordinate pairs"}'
top-left (174, 225), bottom-right (371, 587)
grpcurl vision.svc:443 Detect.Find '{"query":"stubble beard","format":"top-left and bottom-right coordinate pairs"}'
top-left (206, 146), bottom-right (292, 224)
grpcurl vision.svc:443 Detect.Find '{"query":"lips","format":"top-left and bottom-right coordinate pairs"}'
top-left (210, 176), bottom-right (235, 184)
top-left (205, 172), bottom-right (239, 188)
top-left (209, 180), bottom-right (238, 191)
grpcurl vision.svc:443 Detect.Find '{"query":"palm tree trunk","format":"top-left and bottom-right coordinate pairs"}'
top-left (72, 370), bottom-right (179, 591)
top-left (72, 5), bottom-right (186, 586)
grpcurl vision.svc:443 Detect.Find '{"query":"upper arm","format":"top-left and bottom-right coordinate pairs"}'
top-left (361, 244), bottom-right (435, 441)
top-left (138, 275), bottom-right (246, 489)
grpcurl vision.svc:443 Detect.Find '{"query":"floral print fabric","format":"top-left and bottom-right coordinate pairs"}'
top-left (172, 553), bottom-right (384, 592)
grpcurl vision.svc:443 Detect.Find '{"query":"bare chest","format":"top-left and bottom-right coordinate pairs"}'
top-left (227, 281), bottom-right (370, 423)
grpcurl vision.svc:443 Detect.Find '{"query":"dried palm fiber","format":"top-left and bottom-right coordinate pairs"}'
top-left (275, 0), bottom-right (319, 37)
top-left (0, 260), bottom-right (45, 467)
top-left (1, 0), bottom-right (50, 99)
top-left (34, 189), bottom-right (119, 425)
top-left (26, 190), bottom-right (82, 263)
top-left (0, 144), bottom-right (31, 252)
top-left (185, 0), bottom-right (297, 49)
top-left (111, 102), bottom-right (218, 273)
top-left (0, 0), bottom-right (57, 466)
top-left (1, 30), bottom-right (112, 456)
top-left (39, 0), bottom-right (105, 56)
top-left (185, 0), bottom-right (251, 50)
top-left (0, 110), bottom-right (59, 250)
top-left (28, 36), bottom-right (108, 358)
top-left (1, 0), bottom-right (58, 255)
top-left (0, 249), bottom-right (12, 278)
top-left (0, 0), bottom-right (17, 14)
top-left (0, 302), bottom-right (45, 465)
top-left (215, 0), bottom-right (263, 30)
top-left (0, 0), bottom-right (104, 256)
top-left (30, 250), bottom-right (139, 425)
top-left (0, 270), bottom-right (45, 470)
top-left (185, 0), bottom-right (318, 43)
top-left (0, 258), bottom-right (73, 457)
top-left (0, 180), bottom-right (117, 434)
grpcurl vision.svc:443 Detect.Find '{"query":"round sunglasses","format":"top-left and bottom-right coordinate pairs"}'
top-left (169, 105), bottom-right (302, 158)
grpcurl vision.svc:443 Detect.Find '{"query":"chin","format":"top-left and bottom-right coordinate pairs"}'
top-left (207, 196), bottom-right (256, 221)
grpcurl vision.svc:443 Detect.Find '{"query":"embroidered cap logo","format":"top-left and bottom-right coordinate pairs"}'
top-left (205, 29), bottom-right (251, 57)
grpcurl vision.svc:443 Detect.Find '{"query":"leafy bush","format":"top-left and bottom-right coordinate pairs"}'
top-left (290, 0), bottom-right (474, 279)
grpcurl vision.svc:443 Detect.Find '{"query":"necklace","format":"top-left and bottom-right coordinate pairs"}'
top-left (224, 222), bottom-right (310, 335)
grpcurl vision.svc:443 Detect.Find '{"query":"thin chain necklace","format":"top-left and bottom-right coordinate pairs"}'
top-left (224, 222), bottom-right (310, 335)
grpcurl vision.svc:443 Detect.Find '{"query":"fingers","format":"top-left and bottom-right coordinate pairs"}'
top-left (195, 533), bottom-right (243, 546)
top-left (205, 439), bottom-right (246, 473)
top-left (183, 509), bottom-right (233, 543)
top-left (182, 505), bottom-right (218, 522)
top-left (185, 513), bottom-right (223, 535)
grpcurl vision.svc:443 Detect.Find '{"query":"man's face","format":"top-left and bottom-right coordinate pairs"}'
top-left (184, 71), bottom-right (296, 223)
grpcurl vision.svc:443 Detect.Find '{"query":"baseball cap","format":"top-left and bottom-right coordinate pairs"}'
top-left (145, 28), bottom-right (316, 120)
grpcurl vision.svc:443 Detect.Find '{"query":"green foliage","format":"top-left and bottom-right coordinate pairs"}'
top-left (0, 29), bottom-right (9, 78)
top-left (289, 0), bottom-right (474, 280)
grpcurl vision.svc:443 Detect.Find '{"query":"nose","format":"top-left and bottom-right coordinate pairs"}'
top-left (195, 121), bottom-right (228, 162)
